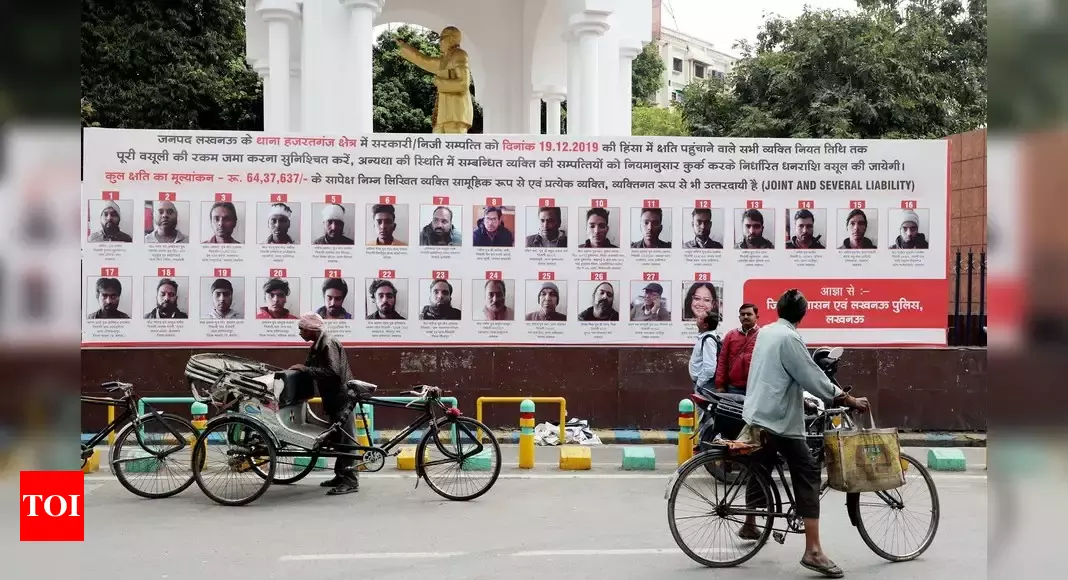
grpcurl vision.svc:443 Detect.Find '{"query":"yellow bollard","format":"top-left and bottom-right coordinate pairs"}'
top-left (519, 399), bottom-right (535, 469)
top-left (678, 399), bottom-right (695, 465)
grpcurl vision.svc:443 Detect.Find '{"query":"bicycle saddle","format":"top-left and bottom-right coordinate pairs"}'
top-left (345, 379), bottom-right (378, 399)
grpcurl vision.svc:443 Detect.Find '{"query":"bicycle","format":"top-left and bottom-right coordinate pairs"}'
top-left (666, 404), bottom-right (941, 569)
top-left (186, 352), bottom-right (503, 506)
top-left (81, 381), bottom-right (199, 499)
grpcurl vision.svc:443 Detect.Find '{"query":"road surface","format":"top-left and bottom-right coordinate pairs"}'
top-left (13, 446), bottom-right (987, 579)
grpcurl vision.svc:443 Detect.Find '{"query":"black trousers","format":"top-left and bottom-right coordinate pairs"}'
top-left (744, 430), bottom-right (821, 519)
top-left (278, 370), bottom-right (357, 482)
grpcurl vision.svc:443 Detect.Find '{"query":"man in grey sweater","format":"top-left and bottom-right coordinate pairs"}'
top-left (740, 289), bottom-right (869, 578)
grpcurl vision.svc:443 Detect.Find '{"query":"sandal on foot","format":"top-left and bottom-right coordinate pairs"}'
top-left (800, 558), bottom-right (844, 578)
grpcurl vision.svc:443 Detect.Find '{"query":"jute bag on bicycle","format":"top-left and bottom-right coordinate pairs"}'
top-left (824, 410), bottom-right (906, 493)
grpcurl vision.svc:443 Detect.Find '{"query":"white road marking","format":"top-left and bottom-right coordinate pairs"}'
top-left (512, 549), bottom-right (679, 557)
top-left (279, 552), bottom-right (466, 562)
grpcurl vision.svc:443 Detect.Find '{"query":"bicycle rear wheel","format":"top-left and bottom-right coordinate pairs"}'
top-left (110, 412), bottom-right (198, 499)
top-left (416, 416), bottom-right (501, 501)
top-left (667, 451), bottom-right (776, 568)
top-left (851, 452), bottom-right (941, 562)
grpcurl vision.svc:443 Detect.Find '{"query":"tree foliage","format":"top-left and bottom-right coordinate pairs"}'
top-left (631, 42), bottom-right (666, 105)
top-left (81, 0), bottom-right (263, 130)
top-left (372, 25), bottom-right (483, 134)
top-left (632, 104), bottom-right (687, 136)
top-left (679, 0), bottom-right (986, 139)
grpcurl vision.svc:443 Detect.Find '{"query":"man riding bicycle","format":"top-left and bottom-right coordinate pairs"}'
top-left (739, 289), bottom-right (869, 578)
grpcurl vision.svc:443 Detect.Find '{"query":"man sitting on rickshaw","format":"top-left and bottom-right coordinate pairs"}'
top-left (285, 312), bottom-right (360, 495)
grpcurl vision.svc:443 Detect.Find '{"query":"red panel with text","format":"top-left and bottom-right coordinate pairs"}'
top-left (742, 279), bottom-right (947, 329)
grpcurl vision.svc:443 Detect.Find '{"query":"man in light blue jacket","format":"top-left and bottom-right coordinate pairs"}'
top-left (740, 289), bottom-right (869, 578)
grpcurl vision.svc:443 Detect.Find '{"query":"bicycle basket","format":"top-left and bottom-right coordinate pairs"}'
top-left (185, 353), bottom-right (283, 405)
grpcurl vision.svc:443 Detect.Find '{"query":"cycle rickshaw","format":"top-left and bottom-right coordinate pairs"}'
top-left (184, 353), bottom-right (502, 506)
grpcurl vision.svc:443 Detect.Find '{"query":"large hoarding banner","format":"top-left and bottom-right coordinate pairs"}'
top-left (80, 128), bottom-right (949, 348)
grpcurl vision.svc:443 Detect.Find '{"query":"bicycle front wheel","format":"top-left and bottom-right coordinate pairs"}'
top-left (416, 416), bottom-right (501, 501)
top-left (851, 452), bottom-right (941, 562)
top-left (110, 412), bottom-right (198, 499)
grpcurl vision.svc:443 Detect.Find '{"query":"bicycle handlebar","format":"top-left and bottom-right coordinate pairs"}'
top-left (101, 381), bottom-right (133, 393)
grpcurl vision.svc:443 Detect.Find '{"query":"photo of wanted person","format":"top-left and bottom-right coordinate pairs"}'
top-left (418, 205), bottom-right (463, 246)
top-left (630, 207), bottom-right (672, 248)
top-left (419, 279), bottom-right (462, 320)
top-left (889, 208), bottom-right (930, 249)
top-left (681, 281), bottom-right (723, 321)
top-left (201, 277), bottom-right (244, 319)
top-left (524, 280), bottom-right (567, 321)
top-left (86, 276), bottom-right (132, 319)
top-left (201, 200), bottom-right (244, 244)
top-left (258, 201), bottom-right (300, 244)
top-left (367, 203), bottom-right (408, 246)
top-left (472, 205), bottom-right (516, 247)
top-left (682, 207), bottom-right (725, 249)
top-left (312, 277), bottom-right (355, 320)
top-left (577, 280), bottom-right (620, 322)
top-left (473, 279), bottom-right (515, 321)
top-left (255, 277), bottom-right (299, 319)
top-left (734, 208), bottom-right (775, 249)
top-left (144, 200), bottom-right (189, 243)
top-left (143, 277), bottom-right (189, 319)
top-left (365, 278), bottom-right (408, 320)
top-left (784, 208), bottom-right (827, 249)
top-left (837, 207), bottom-right (878, 249)
top-left (577, 207), bottom-right (620, 248)
top-left (87, 199), bottom-right (134, 243)
top-left (525, 206), bottom-right (568, 248)
top-left (312, 202), bottom-right (356, 245)
top-left (629, 281), bottom-right (672, 322)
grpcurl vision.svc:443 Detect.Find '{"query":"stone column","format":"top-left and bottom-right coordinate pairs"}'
top-left (528, 89), bottom-right (543, 134)
top-left (569, 11), bottom-right (611, 135)
top-left (257, 0), bottom-right (300, 132)
top-left (564, 31), bottom-right (580, 134)
top-left (542, 89), bottom-right (566, 135)
top-left (290, 65), bottom-right (302, 131)
top-left (252, 60), bottom-right (272, 130)
top-left (340, 0), bottom-right (384, 134)
top-left (618, 41), bottom-right (643, 136)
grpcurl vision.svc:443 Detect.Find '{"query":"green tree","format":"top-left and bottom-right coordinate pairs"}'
top-left (679, 0), bottom-right (986, 139)
top-left (632, 104), bottom-right (688, 136)
top-left (372, 25), bottom-right (483, 133)
top-left (81, 0), bottom-right (263, 130)
top-left (631, 42), bottom-right (666, 105)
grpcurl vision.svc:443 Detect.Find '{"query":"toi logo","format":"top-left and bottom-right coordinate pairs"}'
top-left (20, 471), bottom-right (85, 542)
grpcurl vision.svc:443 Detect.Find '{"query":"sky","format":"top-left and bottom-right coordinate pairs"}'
top-left (662, 0), bottom-right (862, 58)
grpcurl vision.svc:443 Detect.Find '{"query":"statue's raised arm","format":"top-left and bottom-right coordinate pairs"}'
top-left (395, 26), bottom-right (474, 134)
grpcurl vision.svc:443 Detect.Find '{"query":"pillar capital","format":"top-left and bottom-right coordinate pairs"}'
top-left (251, 58), bottom-right (270, 77)
top-left (256, 0), bottom-right (300, 21)
top-left (540, 86), bottom-right (567, 103)
top-left (339, 0), bottom-right (385, 15)
top-left (619, 39), bottom-right (644, 60)
top-left (568, 10), bottom-right (611, 37)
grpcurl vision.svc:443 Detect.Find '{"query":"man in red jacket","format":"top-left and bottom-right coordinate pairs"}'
top-left (715, 303), bottom-right (760, 395)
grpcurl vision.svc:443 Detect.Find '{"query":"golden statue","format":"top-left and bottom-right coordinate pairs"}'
top-left (396, 26), bottom-right (474, 134)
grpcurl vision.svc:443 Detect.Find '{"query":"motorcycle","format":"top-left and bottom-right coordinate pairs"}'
top-left (690, 346), bottom-right (848, 454)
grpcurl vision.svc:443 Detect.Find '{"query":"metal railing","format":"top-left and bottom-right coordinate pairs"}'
top-left (949, 248), bottom-right (987, 347)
